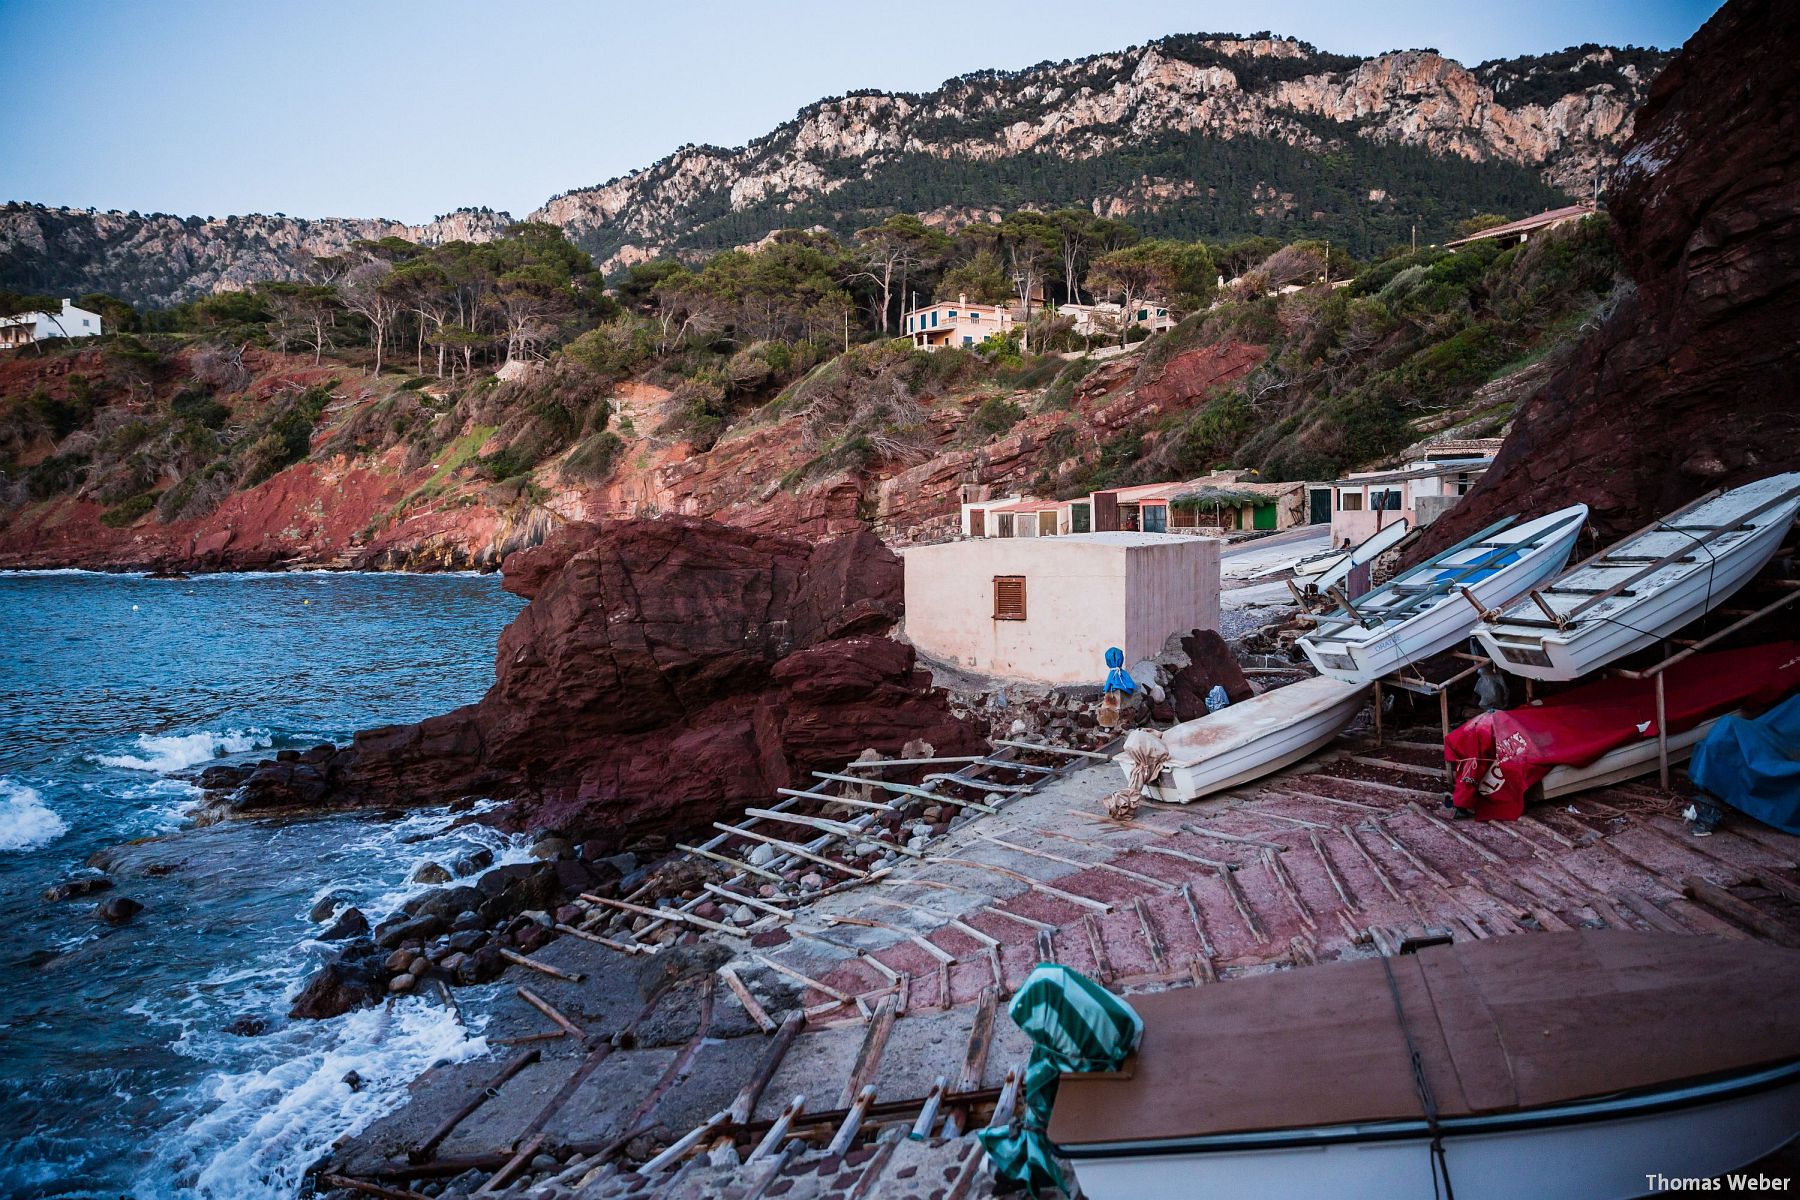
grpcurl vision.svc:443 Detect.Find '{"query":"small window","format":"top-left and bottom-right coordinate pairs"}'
top-left (963, 336), bottom-right (974, 345)
top-left (931, 312), bottom-right (938, 327)
top-left (1137, 309), bottom-right (1148, 321)
top-left (969, 312), bottom-right (981, 322)
top-left (993, 576), bottom-right (1027, 620)
top-left (948, 309), bottom-right (958, 318)
top-left (82, 319), bottom-right (91, 327)
top-left (1373, 489), bottom-right (1403, 511)
top-left (1339, 491), bottom-right (1364, 512)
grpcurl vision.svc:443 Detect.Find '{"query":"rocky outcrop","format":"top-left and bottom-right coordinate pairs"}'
top-left (3, 36), bottom-right (1664, 303)
top-left (207, 518), bottom-right (981, 842)
top-left (1419, 0), bottom-right (1800, 554)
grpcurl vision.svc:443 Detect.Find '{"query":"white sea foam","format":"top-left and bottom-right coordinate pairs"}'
top-left (0, 779), bottom-right (67, 851)
top-left (97, 729), bottom-right (273, 774)
top-left (139, 999), bottom-right (488, 1200)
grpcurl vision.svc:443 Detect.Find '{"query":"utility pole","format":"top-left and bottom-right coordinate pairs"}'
top-left (1411, 223), bottom-right (1417, 253)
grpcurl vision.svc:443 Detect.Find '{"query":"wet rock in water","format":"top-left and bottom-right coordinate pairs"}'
top-left (43, 875), bottom-right (113, 902)
top-left (411, 861), bottom-right (452, 885)
top-left (309, 890), bottom-right (353, 923)
top-left (290, 941), bottom-right (385, 1019)
top-left (374, 913), bottom-right (447, 950)
top-left (407, 884), bottom-right (484, 923)
top-left (225, 1014), bottom-right (268, 1037)
top-left (445, 929), bottom-right (487, 953)
top-left (384, 948), bottom-right (416, 973)
top-left (438, 951), bottom-right (467, 976)
top-left (450, 910), bottom-right (485, 933)
top-left (342, 1069), bottom-right (363, 1092)
top-left (451, 848), bottom-right (494, 876)
top-left (96, 896), bottom-right (143, 924)
top-left (319, 907), bottom-right (369, 941)
top-left (408, 956), bottom-right (430, 978)
top-left (389, 973), bottom-right (416, 993)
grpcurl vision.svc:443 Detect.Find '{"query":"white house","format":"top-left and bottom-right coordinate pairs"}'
top-left (0, 299), bottom-right (104, 349)
top-left (1059, 300), bottom-right (1174, 338)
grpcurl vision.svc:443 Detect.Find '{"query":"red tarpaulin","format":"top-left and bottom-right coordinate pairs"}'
top-left (1445, 642), bottom-right (1800, 820)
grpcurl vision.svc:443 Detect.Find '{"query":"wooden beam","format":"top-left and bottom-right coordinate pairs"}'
top-left (840, 997), bottom-right (900, 1108)
top-left (581, 890), bottom-right (750, 936)
top-left (1683, 876), bottom-right (1800, 946)
top-left (719, 967), bottom-right (779, 1034)
top-left (709, 823), bottom-right (869, 880)
top-left (812, 771), bottom-right (996, 813)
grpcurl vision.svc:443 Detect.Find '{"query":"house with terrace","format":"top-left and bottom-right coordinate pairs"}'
top-left (1327, 455), bottom-right (1492, 547)
top-left (905, 294), bottom-right (1015, 350)
top-left (1059, 299), bottom-right (1175, 339)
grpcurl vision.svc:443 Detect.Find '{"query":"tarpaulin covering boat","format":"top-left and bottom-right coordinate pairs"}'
top-left (1693, 692), bottom-right (1800, 834)
top-left (1444, 641), bottom-right (1800, 821)
top-left (1050, 931), bottom-right (1800, 1200)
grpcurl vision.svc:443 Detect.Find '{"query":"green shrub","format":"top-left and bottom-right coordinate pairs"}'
top-left (559, 430), bottom-right (625, 483)
top-left (171, 388), bottom-right (231, 428)
top-left (966, 396), bottom-right (1025, 441)
top-left (477, 444), bottom-right (538, 482)
top-left (99, 492), bottom-right (156, 527)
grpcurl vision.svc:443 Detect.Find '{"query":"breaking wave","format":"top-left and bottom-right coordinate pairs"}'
top-left (97, 729), bottom-right (273, 774)
top-left (0, 779), bottom-right (67, 851)
top-left (138, 1000), bottom-right (489, 1200)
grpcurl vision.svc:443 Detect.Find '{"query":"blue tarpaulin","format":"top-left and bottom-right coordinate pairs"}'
top-left (1692, 692), bottom-right (1800, 833)
top-left (1103, 646), bottom-right (1136, 694)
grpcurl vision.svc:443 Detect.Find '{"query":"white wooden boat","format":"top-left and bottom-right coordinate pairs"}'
top-left (1475, 473), bottom-right (1800, 681)
top-left (1299, 505), bottom-right (1588, 685)
top-left (1287, 518), bottom-right (1411, 591)
top-left (1114, 677), bottom-right (1366, 802)
top-left (1539, 713), bottom-right (1727, 799)
top-left (1052, 931), bottom-right (1800, 1200)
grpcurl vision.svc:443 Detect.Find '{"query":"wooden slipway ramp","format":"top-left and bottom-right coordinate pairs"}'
top-left (319, 730), bottom-right (1800, 1198)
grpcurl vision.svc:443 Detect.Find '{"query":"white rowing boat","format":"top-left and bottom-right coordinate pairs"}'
top-left (1052, 931), bottom-right (1800, 1200)
top-left (1113, 676), bottom-right (1366, 802)
top-left (1286, 518), bottom-right (1411, 592)
top-left (1299, 505), bottom-right (1587, 685)
top-left (1475, 473), bottom-right (1800, 681)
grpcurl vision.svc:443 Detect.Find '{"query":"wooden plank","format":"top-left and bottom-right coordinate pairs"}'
top-left (1133, 842), bottom-right (1235, 871)
top-left (1216, 866), bottom-right (1268, 943)
top-left (709, 824), bottom-right (869, 880)
top-left (1683, 876), bottom-right (1800, 946)
top-left (676, 840), bottom-right (784, 883)
top-left (474, 1133), bottom-right (545, 1194)
top-left (719, 966), bottom-right (778, 1033)
top-left (812, 771), bottom-right (996, 814)
top-left (1375, 825), bottom-right (1452, 887)
top-left (982, 835), bottom-right (1166, 886)
top-left (553, 923), bottom-right (652, 955)
top-left (928, 856), bottom-right (1112, 913)
top-left (1082, 912), bottom-right (1116, 982)
top-left (1349, 755), bottom-right (1448, 780)
top-left (742, 807), bottom-right (919, 857)
top-left (993, 738), bottom-right (1112, 760)
top-left (1665, 897), bottom-right (1754, 940)
top-left (582, 890), bottom-right (751, 936)
top-left (1262, 782), bottom-right (1386, 814)
top-left (1405, 802), bottom-right (1506, 865)
top-left (499, 948), bottom-right (584, 983)
top-left (1262, 850), bottom-right (1317, 929)
top-left (1133, 897), bottom-right (1167, 972)
top-left (1178, 882), bottom-right (1216, 958)
top-left (774, 787), bottom-right (898, 813)
top-left (1615, 889), bottom-right (1692, 935)
top-left (1309, 830), bottom-right (1358, 913)
top-left (752, 954), bottom-right (855, 1004)
top-left (840, 997), bottom-right (900, 1108)
top-left (516, 987), bottom-right (587, 1040)
top-left (1179, 822), bottom-right (1288, 852)
top-left (409, 1048), bottom-right (540, 1163)
top-left (1339, 824), bottom-right (1403, 902)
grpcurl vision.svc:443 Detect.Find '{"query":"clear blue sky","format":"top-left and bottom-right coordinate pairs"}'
top-left (0, 0), bottom-right (1722, 224)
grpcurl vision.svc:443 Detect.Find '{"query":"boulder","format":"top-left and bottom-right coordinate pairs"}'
top-left (43, 875), bottom-right (113, 902)
top-left (290, 941), bottom-right (385, 1019)
top-left (374, 913), bottom-right (447, 950)
top-left (319, 907), bottom-right (369, 941)
top-left (1166, 629), bottom-right (1256, 722)
top-left (96, 896), bottom-right (143, 925)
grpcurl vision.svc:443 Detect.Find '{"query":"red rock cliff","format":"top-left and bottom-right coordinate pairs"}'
top-left (243, 518), bottom-right (981, 841)
top-left (1418, 0), bottom-right (1800, 554)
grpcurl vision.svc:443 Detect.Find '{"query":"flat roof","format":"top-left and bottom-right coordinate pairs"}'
top-left (1331, 460), bottom-right (1493, 487)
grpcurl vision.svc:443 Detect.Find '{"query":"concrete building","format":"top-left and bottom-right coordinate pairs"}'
top-left (905, 295), bottom-right (1016, 350)
top-left (1059, 300), bottom-right (1175, 339)
top-left (1090, 472), bottom-right (1311, 535)
top-left (0, 299), bottom-right (104, 349)
top-left (1328, 456), bottom-right (1491, 546)
top-left (900, 533), bottom-right (1220, 685)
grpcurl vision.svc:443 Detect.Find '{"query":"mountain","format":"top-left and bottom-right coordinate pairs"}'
top-left (2, 34), bottom-right (1667, 307)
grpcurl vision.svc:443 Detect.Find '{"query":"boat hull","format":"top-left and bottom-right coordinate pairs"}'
top-left (1068, 1062), bottom-right (1800, 1200)
top-left (1476, 476), bottom-right (1800, 681)
top-left (1126, 688), bottom-right (1366, 803)
top-left (1301, 525), bottom-right (1579, 684)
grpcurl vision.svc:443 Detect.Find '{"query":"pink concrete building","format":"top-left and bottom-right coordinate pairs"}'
top-left (1327, 457), bottom-right (1491, 547)
top-left (905, 294), bottom-right (1016, 349)
top-left (900, 533), bottom-right (1221, 684)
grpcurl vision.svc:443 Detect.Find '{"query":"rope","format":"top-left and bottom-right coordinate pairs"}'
top-left (1380, 954), bottom-right (1457, 1200)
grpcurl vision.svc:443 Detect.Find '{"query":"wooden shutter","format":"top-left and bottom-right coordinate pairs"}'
top-left (993, 576), bottom-right (1027, 621)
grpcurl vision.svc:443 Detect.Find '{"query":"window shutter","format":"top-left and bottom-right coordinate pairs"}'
top-left (993, 576), bottom-right (1027, 621)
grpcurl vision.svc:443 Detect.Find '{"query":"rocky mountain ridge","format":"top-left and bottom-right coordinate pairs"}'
top-left (3, 33), bottom-right (1666, 305)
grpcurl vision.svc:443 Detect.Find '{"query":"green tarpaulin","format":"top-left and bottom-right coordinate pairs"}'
top-left (976, 964), bottom-right (1142, 1195)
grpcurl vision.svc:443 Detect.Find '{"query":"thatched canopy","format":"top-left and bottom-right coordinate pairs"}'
top-left (1169, 486), bottom-right (1266, 510)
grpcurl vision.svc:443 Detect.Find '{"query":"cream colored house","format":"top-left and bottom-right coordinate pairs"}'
top-left (1059, 300), bottom-right (1175, 338)
top-left (1328, 457), bottom-right (1491, 546)
top-left (900, 533), bottom-right (1221, 685)
top-left (906, 294), bottom-right (1015, 349)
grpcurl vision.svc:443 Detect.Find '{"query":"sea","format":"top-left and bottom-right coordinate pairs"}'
top-left (0, 569), bottom-right (530, 1199)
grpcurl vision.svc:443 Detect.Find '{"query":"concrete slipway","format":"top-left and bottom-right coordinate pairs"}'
top-left (319, 723), bottom-right (1800, 1199)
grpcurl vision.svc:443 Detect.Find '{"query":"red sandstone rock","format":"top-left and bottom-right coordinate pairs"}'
top-left (312, 517), bottom-right (980, 841)
top-left (1418, 0), bottom-right (1800, 556)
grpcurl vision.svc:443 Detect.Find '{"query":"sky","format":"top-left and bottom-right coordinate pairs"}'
top-left (1, 0), bottom-right (1723, 225)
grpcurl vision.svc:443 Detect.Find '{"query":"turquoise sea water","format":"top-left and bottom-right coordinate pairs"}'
top-left (0, 571), bottom-right (526, 1199)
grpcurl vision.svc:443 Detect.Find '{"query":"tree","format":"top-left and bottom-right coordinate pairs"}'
top-left (936, 248), bottom-right (1011, 305)
top-left (998, 211), bottom-right (1061, 314)
top-left (1089, 242), bottom-right (1185, 346)
top-left (257, 282), bottom-right (340, 364)
top-left (337, 259), bottom-right (400, 376)
top-left (849, 215), bottom-right (949, 333)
